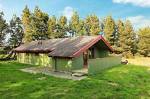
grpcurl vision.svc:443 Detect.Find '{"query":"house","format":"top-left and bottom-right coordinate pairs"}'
top-left (14, 35), bottom-right (121, 74)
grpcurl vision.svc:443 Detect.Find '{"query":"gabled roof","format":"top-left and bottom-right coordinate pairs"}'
top-left (14, 35), bottom-right (113, 58)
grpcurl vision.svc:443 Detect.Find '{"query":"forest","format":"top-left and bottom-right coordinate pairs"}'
top-left (0, 6), bottom-right (150, 58)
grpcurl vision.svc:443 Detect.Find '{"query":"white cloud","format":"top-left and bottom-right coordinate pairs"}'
top-left (127, 15), bottom-right (150, 29)
top-left (113, 0), bottom-right (150, 7)
top-left (62, 6), bottom-right (74, 20)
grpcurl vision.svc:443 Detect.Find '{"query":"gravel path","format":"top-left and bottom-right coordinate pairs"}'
top-left (20, 67), bottom-right (87, 80)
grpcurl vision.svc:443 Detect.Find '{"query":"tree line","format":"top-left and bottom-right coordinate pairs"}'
top-left (0, 6), bottom-right (149, 57)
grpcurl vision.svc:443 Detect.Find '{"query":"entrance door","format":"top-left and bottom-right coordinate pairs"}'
top-left (83, 50), bottom-right (88, 68)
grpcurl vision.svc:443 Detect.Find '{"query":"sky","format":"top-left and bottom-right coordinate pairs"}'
top-left (0, 0), bottom-right (150, 29)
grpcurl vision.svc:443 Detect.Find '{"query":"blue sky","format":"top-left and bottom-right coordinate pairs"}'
top-left (0, 0), bottom-right (150, 29)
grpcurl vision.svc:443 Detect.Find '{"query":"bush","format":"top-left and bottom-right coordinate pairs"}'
top-left (113, 46), bottom-right (123, 54)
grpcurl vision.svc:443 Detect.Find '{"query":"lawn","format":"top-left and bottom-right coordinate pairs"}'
top-left (0, 61), bottom-right (150, 99)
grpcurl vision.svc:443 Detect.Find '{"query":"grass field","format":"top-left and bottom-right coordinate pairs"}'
top-left (0, 61), bottom-right (150, 99)
top-left (127, 56), bottom-right (150, 66)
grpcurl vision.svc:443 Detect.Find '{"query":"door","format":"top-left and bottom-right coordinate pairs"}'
top-left (83, 50), bottom-right (88, 68)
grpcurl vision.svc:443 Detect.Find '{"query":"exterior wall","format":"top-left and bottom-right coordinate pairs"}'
top-left (17, 53), bottom-right (83, 71)
top-left (88, 56), bottom-right (121, 74)
top-left (92, 40), bottom-right (110, 58)
top-left (72, 54), bottom-right (83, 70)
top-left (94, 47), bottom-right (109, 58)
top-left (52, 58), bottom-right (72, 71)
top-left (17, 53), bottom-right (52, 67)
top-left (52, 54), bottom-right (84, 71)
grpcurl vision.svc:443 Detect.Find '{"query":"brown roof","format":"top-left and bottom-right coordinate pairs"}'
top-left (14, 36), bottom-right (113, 58)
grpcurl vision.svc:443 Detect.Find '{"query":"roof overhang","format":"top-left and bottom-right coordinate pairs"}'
top-left (15, 35), bottom-right (113, 58)
top-left (70, 35), bottom-right (113, 57)
top-left (14, 49), bottom-right (52, 53)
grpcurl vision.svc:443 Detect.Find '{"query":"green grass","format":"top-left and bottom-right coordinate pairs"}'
top-left (0, 61), bottom-right (150, 99)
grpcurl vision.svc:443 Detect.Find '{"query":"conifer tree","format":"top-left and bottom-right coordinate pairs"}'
top-left (138, 27), bottom-right (150, 57)
top-left (69, 11), bottom-right (80, 36)
top-left (85, 14), bottom-right (101, 35)
top-left (78, 20), bottom-right (86, 36)
top-left (117, 20), bottom-right (124, 46)
top-left (121, 20), bottom-right (135, 57)
top-left (131, 31), bottom-right (138, 55)
top-left (8, 15), bottom-right (23, 47)
top-left (103, 15), bottom-right (115, 45)
top-left (115, 19), bottom-right (125, 53)
top-left (31, 6), bottom-right (49, 40)
top-left (22, 5), bottom-right (32, 42)
top-left (57, 16), bottom-right (67, 37)
top-left (0, 12), bottom-right (8, 46)
top-left (47, 15), bottom-right (57, 38)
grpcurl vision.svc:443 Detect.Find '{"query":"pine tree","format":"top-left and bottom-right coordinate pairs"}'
top-left (0, 12), bottom-right (8, 46)
top-left (69, 11), bottom-right (80, 36)
top-left (8, 15), bottom-right (23, 47)
top-left (78, 20), bottom-right (86, 36)
top-left (48, 16), bottom-right (67, 38)
top-left (131, 32), bottom-right (138, 55)
top-left (138, 27), bottom-right (150, 57)
top-left (115, 19), bottom-right (125, 53)
top-left (103, 15), bottom-right (115, 45)
top-left (57, 16), bottom-right (67, 38)
top-left (117, 20), bottom-right (124, 46)
top-left (22, 5), bottom-right (32, 42)
top-left (31, 6), bottom-right (49, 40)
top-left (121, 20), bottom-right (135, 57)
top-left (47, 15), bottom-right (57, 38)
top-left (85, 14), bottom-right (101, 35)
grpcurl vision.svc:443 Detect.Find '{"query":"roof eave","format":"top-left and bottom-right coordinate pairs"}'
top-left (48, 55), bottom-right (73, 59)
top-left (14, 49), bottom-right (52, 53)
top-left (100, 37), bottom-right (114, 52)
top-left (70, 35), bottom-right (114, 57)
